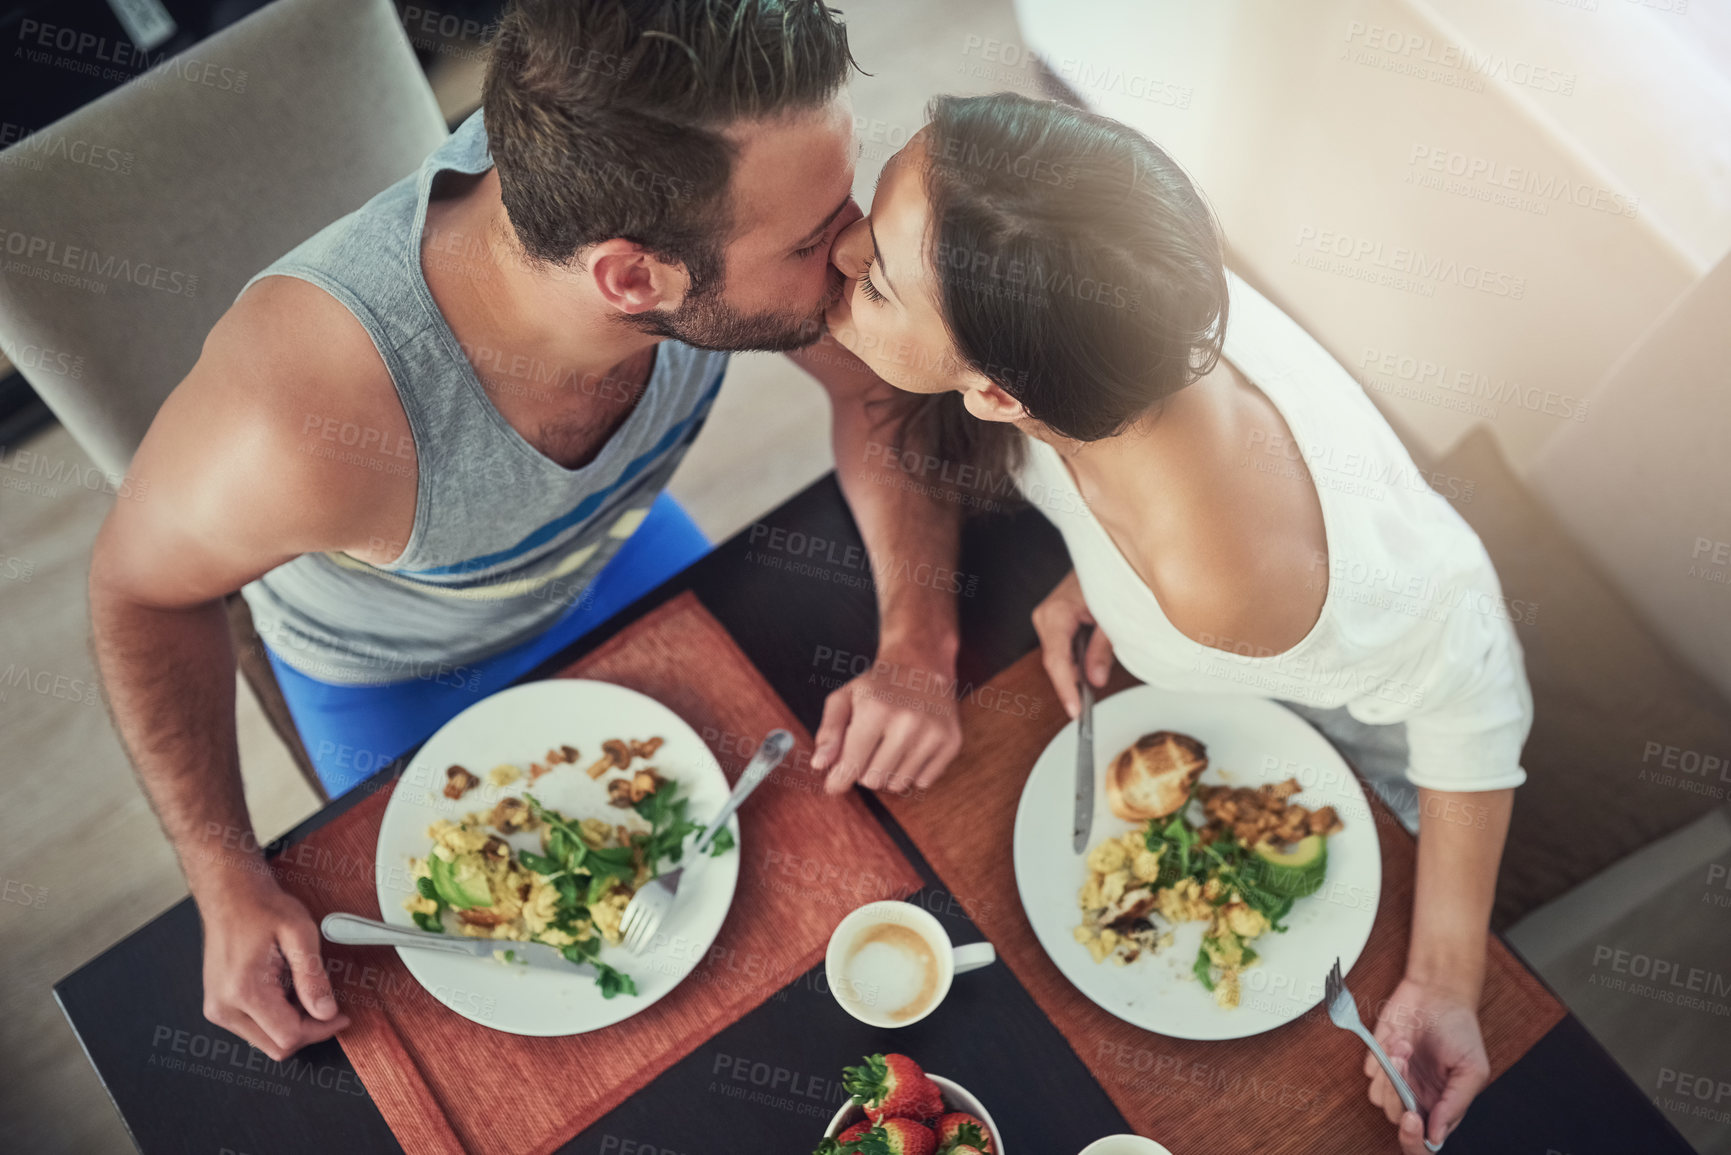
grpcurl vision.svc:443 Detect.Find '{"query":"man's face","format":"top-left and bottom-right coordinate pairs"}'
top-left (633, 93), bottom-right (861, 352)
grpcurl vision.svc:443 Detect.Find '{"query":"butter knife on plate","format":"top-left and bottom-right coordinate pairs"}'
top-left (1072, 623), bottom-right (1096, 854)
top-left (322, 912), bottom-right (595, 975)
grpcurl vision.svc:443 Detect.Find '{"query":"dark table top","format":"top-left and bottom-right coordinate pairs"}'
top-left (57, 474), bottom-right (1694, 1155)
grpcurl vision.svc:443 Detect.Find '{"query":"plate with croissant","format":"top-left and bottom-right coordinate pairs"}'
top-left (1011, 685), bottom-right (1381, 1039)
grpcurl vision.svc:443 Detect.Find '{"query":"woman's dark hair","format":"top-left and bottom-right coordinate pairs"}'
top-left (484, 0), bottom-right (859, 288)
top-left (892, 91), bottom-right (1229, 494)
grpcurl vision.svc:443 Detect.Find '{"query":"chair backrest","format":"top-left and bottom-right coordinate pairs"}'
top-left (0, 0), bottom-right (449, 477)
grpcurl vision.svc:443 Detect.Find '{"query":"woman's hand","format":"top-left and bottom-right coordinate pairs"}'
top-left (1363, 974), bottom-right (1490, 1152)
top-left (1032, 570), bottom-right (1115, 717)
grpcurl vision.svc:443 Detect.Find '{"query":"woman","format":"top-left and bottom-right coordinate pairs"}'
top-left (825, 92), bottom-right (1532, 1154)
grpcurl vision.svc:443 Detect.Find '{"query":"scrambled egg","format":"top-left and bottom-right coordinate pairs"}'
top-left (1075, 830), bottom-right (1270, 1007)
top-left (405, 811), bottom-right (607, 948)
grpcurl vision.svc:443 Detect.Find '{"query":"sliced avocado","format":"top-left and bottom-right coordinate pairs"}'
top-left (429, 853), bottom-right (492, 909)
top-left (1249, 834), bottom-right (1328, 897)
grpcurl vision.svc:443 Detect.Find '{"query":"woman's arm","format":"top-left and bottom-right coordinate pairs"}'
top-left (1365, 785), bottom-right (1514, 1152)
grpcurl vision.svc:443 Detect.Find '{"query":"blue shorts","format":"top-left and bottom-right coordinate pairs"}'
top-left (264, 492), bottom-right (710, 798)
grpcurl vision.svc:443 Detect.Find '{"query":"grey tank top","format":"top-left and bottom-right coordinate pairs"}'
top-left (238, 111), bottom-right (729, 685)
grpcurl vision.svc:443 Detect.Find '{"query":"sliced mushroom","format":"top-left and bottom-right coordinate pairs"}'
top-left (628, 767), bottom-right (663, 803)
top-left (586, 738), bottom-right (633, 779)
top-left (630, 736), bottom-right (664, 760)
top-left (560, 744), bottom-right (579, 763)
top-left (481, 835), bottom-right (510, 861)
top-left (545, 748), bottom-right (564, 766)
top-left (456, 908), bottom-right (507, 928)
top-left (443, 765), bottom-right (480, 800)
top-left (606, 779), bottom-right (635, 808)
top-left (491, 796), bottom-right (536, 834)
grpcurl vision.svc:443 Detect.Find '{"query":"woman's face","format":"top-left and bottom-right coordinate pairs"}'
top-left (825, 128), bottom-right (980, 397)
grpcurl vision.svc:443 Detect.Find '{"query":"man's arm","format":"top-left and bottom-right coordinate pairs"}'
top-left (785, 335), bottom-right (964, 795)
top-left (1365, 786), bottom-right (1513, 1152)
top-left (90, 278), bottom-right (410, 1059)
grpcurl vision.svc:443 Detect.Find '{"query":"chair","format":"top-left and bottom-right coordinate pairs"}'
top-left (0, 0), bottom-right (451, 800)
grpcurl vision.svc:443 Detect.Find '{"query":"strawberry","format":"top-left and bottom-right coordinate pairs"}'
top-left (842, 1053), bottom-right (945, 1123)
top-left (873, 1118), bottom-right (939, 1155)
top-left (818, 1118), bottom-right (936, 1155)
top-left (813, 1121), bottom-right (875, 1155)
top-left (934, 1112), bottom-right (996, 1153)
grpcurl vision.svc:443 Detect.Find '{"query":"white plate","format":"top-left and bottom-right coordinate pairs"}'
top-left (373, 679), bottom-right (740, 1036)
top-left (1012, 685), bottom-right (1380, 1040)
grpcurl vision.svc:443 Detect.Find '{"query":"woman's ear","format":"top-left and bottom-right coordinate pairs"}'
top-left (588, 239), bottom-right (688, 314)
top-left (959, 372), bottom-right (1028, 424)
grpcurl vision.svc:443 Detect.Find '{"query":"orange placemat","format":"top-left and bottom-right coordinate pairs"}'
top-left (881, 652), bottom-right (1564, 1152)
top-left (273, 592), bottom-right (923, 1155)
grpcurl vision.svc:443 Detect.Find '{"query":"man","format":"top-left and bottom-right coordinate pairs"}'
top-left (88, 0), bottom-right (962, 1064)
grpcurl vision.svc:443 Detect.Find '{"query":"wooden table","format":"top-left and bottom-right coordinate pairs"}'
top-left (55, 475), bottom-right (1694, 1154)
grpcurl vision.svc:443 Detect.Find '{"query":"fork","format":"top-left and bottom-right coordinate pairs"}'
top-left (1324, 957), bottom-right (1443, 1153)
top-left (619, 729), bottom-right (793, 955)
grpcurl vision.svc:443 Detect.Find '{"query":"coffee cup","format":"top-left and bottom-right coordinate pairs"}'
top-left (824, 900), bottom-right (995, 1027)
top-left (1077, 1138), bottom-right (1172, 1155)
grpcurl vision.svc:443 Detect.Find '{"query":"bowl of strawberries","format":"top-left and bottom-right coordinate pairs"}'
top-left (815, 1052), bottom-right (1002, 1155)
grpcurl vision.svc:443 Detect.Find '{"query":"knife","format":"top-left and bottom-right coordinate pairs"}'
top-left (1072, 623), bottom-right (1096, 854)
top-left (321, 911), bottom-right (595, 975)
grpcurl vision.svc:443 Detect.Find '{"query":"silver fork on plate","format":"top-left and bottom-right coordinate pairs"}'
top-left (1324, 957), bottom-right (1443, 1152)
top-left (619, 729), bottom-right (793, 955)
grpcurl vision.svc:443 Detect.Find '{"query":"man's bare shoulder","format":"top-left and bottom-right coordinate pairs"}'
top-left (100, 277), bottom-right (418, 601)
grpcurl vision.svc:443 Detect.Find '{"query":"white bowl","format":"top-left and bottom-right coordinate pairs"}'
top-left (823, 1073), bottom-right (1004, 1153)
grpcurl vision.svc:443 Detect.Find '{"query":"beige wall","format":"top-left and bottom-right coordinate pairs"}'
top-left (1009, 0), bottom-right (1705, 467)
top-left (1527, 252), bottom-right (1731, 699)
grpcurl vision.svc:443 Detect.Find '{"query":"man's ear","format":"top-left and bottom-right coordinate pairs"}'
top-left (587, 239), bottom-right (688, 314)
top-left (960, 372), bottom-right (1028, 424)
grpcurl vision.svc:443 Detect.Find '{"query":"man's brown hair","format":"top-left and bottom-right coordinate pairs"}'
top-left (483, 0), bottom-right (859, 288)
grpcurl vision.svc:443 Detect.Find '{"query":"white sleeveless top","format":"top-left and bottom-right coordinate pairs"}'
top-left (1016, 272), bottom-right (1532, 793)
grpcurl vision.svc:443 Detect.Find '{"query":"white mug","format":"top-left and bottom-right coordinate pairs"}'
top-left (1077, 1138), bottom-right (1172, 1155)
top-left (824, 900), bottom-right (995, 1027)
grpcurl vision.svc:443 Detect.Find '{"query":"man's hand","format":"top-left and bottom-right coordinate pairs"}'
top-left (199, 868), bottom-right (349, 1061)
top-left (1032, 570), bottom-right (1115, 718)
top-left (1363, 974), bottom-right (1489, 1152)
top-left (812, 642), bottom-right (964, 796)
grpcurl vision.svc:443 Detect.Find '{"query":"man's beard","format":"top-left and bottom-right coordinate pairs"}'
top-left (625, 271), bottom-right (843, 353)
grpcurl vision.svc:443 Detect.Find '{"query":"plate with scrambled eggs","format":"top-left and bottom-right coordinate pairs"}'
top-left (374, 679), bottom-right (740, 1036)
top-left (1011, 684), bottom-right (1381, 1040)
